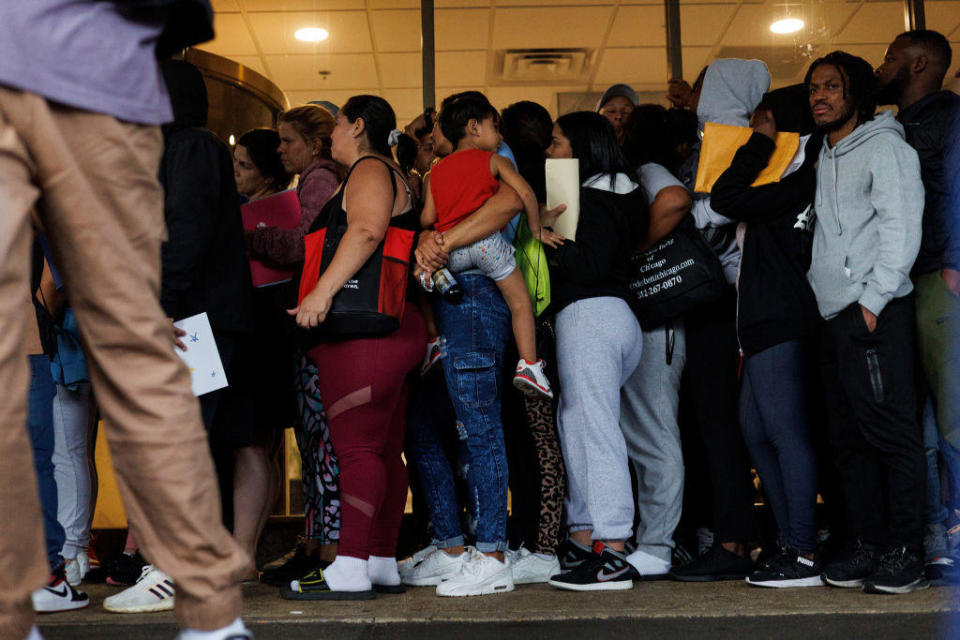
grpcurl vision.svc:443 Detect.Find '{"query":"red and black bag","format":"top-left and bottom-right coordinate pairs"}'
top-left (296, 158), bottom-right (416, 342)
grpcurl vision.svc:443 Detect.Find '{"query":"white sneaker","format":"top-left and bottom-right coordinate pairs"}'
top-left (436, 549), bottom-right (515, 597)
top-left (64, 550), bottom-right (90, 587)
top-left (401, 547), bottom-right (468, 586)
top-left (398, 544), bottom-right (439, 579)
top-left (510, 548), bottom-right (560, 584)
top-left (513, 359), bottom-right (553, 400)
top-left (626, 548), bottom-right (671, 579)
top-left (103, 565), bottom-right (175, 613)
top-left (31, 572), bottom-right (89, 613)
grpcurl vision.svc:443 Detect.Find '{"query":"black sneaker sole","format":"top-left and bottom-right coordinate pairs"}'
top-left (668, 572), bottom-right (749, 582)
top-left (822, 576), bottom-right (865, 588)
top-left (280, 586), bottom-right (376, 601)
top-left (745, 575), bottom-right (825, 588)
top-left (862, 578), bottom-right (930, 595)
top-left (374, 583), bottom-right (406, 594)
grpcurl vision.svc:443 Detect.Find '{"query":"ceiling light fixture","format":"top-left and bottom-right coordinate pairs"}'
top-left (295, 27), bottom-right (329, 42)
top-left (770, 18), bottom-right (804, 34)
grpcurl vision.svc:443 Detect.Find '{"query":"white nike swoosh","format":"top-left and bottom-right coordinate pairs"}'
top-left (44, 584), bottom-right (69, 597)
top-left (596, 567), bottom-right (630, 582)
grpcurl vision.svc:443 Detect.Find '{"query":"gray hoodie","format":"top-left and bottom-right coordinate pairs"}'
top-left (807, 110), bottom-right (924, 320)
top-left (690, 58), bottom-right (771, 283)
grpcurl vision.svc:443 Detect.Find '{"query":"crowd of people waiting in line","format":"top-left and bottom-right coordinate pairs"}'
top-left (2, 2), bottom-right (959, 639)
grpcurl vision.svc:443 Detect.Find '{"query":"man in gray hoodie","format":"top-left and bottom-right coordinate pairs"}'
top-left (806, 51), bottom-right (926, 595)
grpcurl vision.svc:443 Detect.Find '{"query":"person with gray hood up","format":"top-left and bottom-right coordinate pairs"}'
top-left (668, 58), bottom-right (769, 583)
top-left (805, 51), bottom-right (927, 596)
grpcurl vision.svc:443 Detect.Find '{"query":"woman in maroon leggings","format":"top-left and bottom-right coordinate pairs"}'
top-left (284, 95), bottom-right (426, 600)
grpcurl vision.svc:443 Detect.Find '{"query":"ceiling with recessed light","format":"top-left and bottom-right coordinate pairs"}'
top-left (201, 0), bottom-right (960, 125)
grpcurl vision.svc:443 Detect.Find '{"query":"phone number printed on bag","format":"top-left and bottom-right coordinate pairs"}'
top-left (629, 258), bottom-right (694, 300)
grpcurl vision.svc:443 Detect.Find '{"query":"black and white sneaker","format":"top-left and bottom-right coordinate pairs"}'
top-left (549, 542), bottom-right (638, 591)
top-left (557, 538), bottom-right (594, 571)
top-left (862, 546), bottom-right (929, 595)
top-left (31, 565), bottom-right (90, 613)
top-left (746, 548), bottom-right (824, 588)
top-left (822, 538), bottom-right (879, 588)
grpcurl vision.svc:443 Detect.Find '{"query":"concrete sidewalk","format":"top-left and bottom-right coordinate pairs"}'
top-left (39, 580), bottom-right (960, 639)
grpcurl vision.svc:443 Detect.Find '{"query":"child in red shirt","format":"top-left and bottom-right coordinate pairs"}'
top-left (420, 92), bottom-right (560, 398)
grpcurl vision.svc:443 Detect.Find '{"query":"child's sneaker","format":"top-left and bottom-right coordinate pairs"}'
top-left (421, 337), bottom-right (446, 376)
top-left (513, 359), bottom-right (553, 400)
top-left (32, 565), bottom-right (89, 613)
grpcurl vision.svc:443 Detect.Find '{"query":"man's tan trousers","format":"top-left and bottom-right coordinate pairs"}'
top-left (0, 87), bottom-right (249, 640)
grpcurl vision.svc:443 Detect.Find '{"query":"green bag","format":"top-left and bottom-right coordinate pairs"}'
top-left (513, 213), bottom-right (551, 317)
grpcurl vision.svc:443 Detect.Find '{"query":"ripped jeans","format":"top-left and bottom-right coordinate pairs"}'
top-left (416, 274), bottom-right (511, 553)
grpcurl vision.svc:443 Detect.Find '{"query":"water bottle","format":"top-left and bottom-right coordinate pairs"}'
top-left (432, 268), bottom-right (463, 303)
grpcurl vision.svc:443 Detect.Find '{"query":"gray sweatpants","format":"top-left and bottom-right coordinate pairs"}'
top-left (620, 322), bottom-right (686, 563)
top-left (556, 297), bottom-right (643, 541)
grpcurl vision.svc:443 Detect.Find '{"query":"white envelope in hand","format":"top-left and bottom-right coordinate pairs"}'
top-left (173, 312), bottom-right (228, 397)
top-left (545, 158), bottom-right (580, 242)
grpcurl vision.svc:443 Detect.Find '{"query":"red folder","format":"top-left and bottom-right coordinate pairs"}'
top-left (241, 189), bottom-right (302, 287)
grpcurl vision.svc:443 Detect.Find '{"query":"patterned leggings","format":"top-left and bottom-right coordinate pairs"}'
top-left (523, 395), bottom-right (566, 555)
top-left (293, 351), bottom-right (340, 543)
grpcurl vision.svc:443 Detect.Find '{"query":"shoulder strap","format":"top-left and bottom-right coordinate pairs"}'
top-left (346, 155), bottom-right (398, 200)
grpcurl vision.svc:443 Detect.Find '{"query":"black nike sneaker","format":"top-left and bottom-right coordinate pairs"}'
top-left (557, 538), bottom-right (594, 571)
top-left (549, 542), bottom-right (639, 591)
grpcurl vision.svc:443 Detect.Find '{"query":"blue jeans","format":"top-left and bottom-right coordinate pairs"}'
top-left (739, 341), bottom-right (818, 554)
top-left (922, 397), bottom-right (949, 526)
top-left (405, 370), bottom-right (471, 548)
top-left (28, 354), bottom-right (65, 571)
top-left (432, 274), bottom-right (511, 553)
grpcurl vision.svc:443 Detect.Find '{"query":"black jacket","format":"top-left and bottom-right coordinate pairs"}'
top-left (898, 90), bottom-right (960, 275)
top-left (545, 178), bottom-right (647, 314)
top-left (159, 60), bottom-right (253, 335)
top-left (113, 0), bottom-right (214, 57)
top-left (710, 132), bottom-right (822, 356)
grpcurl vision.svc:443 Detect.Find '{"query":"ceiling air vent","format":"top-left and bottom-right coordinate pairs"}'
top-left (496, 48), bottom-right (594, 85)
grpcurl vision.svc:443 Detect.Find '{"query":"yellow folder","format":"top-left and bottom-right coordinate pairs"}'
top-left (694, 122), bottom-right (800, 193)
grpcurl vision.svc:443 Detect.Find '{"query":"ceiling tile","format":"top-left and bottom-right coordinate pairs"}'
top-left (608, 6), bottom-right (666, 47)
top-left (379, 52), bottom-right (424, 88)
top-left (833, 3), bottom-right (905, 44)
top-left (369, 0), bottom-right (420, 7)
top-left (212, 0), bottom-right (240, 12)
top-left (496, 0), bottom-right (613, 5)
top-left (240, 0), bottom-right (362, 10)
top-left (266, 53), bottom-right (379, 90)
top-left (247, 11), bottom-right (372, 54)
top-left (492, 7), bottom-right (613, 50)
top-left (681, 46), bottom-right (714, 81)
top-left (198, 13), bottom-right (258, 56)
top-left (437, 51), bottom-right (488, 86)
top-left (371, 10), bottom-right (422, 52)
top-left (382, 88), bottom-right (427, 123)
top-left (923, 2), bottom-right (960, 41)
top-left (435, 0), bottom-right (492, 6)
top-left (680, 4), bottom-right (739, 46)
top-left (593, 48), bottom-right (668, 86)
top-left (436, 9), bottom-right (491, 51)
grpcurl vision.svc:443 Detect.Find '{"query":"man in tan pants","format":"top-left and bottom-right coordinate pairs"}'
top-left (0, 3), bottom-right (251, 640)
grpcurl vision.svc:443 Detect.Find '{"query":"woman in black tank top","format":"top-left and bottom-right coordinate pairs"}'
top-left (283, 96), bottom-right (426, 601)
